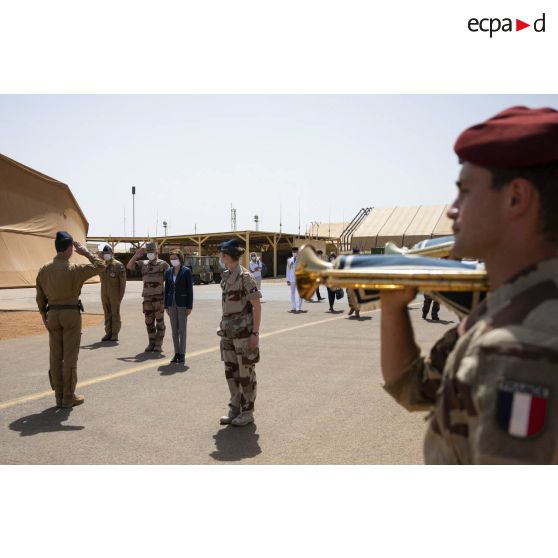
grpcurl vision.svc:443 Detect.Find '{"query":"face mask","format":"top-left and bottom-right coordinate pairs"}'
top-left (103, 254), bottom-right (112, 261)
top-left (147, 253), bottom-right (156, 261)
top-left (170, 259), bottom-right (180, 267)
top-left (251, 257), bottom-right (256, 261)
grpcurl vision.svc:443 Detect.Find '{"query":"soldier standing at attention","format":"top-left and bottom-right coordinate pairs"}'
top-left (380, 106), bottom-right (558, 464)
top-left (99, 244), bottom-right (127, 342)
top-left (127, 242), bottom-right (170, 352)
top-left (218, 239), bottom-right (262, 427)
top-left (36, 232), bottom-right (105, 408)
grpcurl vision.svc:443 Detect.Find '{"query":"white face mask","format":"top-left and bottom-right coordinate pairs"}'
top-left (103, 253), bottom-right (112, 261)
top-left (147, 253), bottom-right (156, 261)
top-left (251, 257), bottom-right (256, 261)
top-left (170, 259), bottom-right (180, 267)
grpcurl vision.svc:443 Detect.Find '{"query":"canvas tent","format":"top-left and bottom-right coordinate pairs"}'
top-left (350, 205), bottom-right (453, 250)
top-left (0, 153), bottom-right (92, 288)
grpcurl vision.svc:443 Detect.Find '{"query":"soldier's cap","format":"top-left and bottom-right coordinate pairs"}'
top-left (454, 106), bottom-right (558, 168)
top-left (352, 248), bottom-right (361, 254)
top-left (145, 241), bottom-right (158, 253)
top-left (292, 246), bottom-right (299, 252)
top-left (55, 231), bottom-right (73, 252)
top-left (218, 239), bottom-right (245, 256)
top-left (102, 244), bottom-right (113, 253)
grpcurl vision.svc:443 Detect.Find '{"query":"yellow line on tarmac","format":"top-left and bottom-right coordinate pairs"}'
top-left (0, 308), bottom-right (383, 411)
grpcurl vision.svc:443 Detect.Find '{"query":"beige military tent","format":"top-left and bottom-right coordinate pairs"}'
top-left (351, 205), bottom-right (453, 250)
top-left (0, 153), bottom-right (92, 288)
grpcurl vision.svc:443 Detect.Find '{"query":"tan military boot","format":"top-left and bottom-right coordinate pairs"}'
top-left (110, 335), bottom-right (119, 342)
top-left (231, 411), bottom-right (254, 427)
top-left (145, 343), bottom-right (155, 352)
top-left (61, 394), bottom-right (85, 408)
top-left (219, 406), bottom-right (241, 425)
top-left (102, 333), bottom-right (112, 341)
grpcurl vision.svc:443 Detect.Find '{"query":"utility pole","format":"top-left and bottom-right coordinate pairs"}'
top-left (231, 205), bottom-right (237, 231)
top-left (132, 186), bottom-right (136, 237)
top-left (279, 195), bottom-right (282, 233)
top-left (163, 221), bottom-right (168, 236)
top-left (298, 197), bottom-right (301, 236)
top-left (254, 214), bottom-right (259, 231)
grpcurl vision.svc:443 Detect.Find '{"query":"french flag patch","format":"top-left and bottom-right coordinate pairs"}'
top-left (497, 381), bottom-right (549, 438)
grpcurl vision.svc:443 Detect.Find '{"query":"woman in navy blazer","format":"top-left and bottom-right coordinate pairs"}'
top-left (164, 249), bottom-right (194, 364)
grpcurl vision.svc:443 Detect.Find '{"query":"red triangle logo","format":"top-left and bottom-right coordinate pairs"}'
top-left (516, 19), bottom-right (530, 31)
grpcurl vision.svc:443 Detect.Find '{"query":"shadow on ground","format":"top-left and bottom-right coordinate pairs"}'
top-left (347, 315), bottom-right (373, 321)
top-left (209, 423), bottom-right (261, 462)
top-left (81, 341), bottom-right (118, 350)
top-left (9, 407), bottom-right (84, 436)
top-left (117, 352), bottom-right (166, 363)
top-left (425, 319), bottom-right (455, 325)
top-left (159, 364), bottom-right (189, 376)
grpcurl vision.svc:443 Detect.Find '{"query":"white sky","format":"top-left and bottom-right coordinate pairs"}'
top-left (1, 94), bottom-right (557, 237)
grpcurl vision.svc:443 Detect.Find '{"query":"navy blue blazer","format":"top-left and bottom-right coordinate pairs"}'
top-left (164, 265), bottom-right (194, 309)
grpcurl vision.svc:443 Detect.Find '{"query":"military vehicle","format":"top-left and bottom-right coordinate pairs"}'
top-left (184, 255), bottom-right (225, 284)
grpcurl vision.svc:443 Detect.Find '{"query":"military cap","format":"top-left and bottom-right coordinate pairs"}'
top-left (454, 106), bottom-right (558, 168)
top-left (218, 239), bottom-right (245, 256)
top-left (102, 244), bottom-right (113, 253)
top-left (55, 231), bottom-right (73, 252)
top-left (352, 247), bottom-right (361, 254)
top-left (145, 241), bottom-right (158, 253)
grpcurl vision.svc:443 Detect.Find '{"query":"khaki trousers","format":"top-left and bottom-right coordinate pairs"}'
top-left (47, 309), bottom-right (81, 400)
top-left (101, 292), bottom-right (122, 336)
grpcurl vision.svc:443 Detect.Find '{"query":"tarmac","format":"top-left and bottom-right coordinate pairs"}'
top-left (0, 280), bottom-right (457, 464)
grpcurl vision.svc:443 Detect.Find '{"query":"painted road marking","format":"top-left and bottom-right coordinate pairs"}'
top-left (0, 306), bottom-right (403, 411)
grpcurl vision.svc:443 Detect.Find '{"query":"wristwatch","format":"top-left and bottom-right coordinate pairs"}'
top-left (250, 331), bottom-right (259, 337)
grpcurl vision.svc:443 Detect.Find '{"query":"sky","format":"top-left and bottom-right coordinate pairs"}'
top-left (1, 94), bottom-right (558, 238)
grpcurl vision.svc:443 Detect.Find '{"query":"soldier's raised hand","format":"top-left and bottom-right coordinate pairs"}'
top-left (135, 247), bottom-right (146, 258)
top-left (73, 241), bottom-right (89, 256)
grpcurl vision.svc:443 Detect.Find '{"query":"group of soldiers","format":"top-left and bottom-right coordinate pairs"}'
top-left (33, 105), bottom-right (558, 461)
top-left (35, 236), bottom-right (261, 427)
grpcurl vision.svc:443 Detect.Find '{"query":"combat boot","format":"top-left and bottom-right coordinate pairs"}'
top-left (110, 335), bottom-right (119, 342)
top-left (55, 394), bottom-right (63, 408)
top-left (145, 343), bottom-right (155, 352)
top-left (219, 406), bottom-right (241, 425)
top-left (152, 346), bottom-right (163, 353)
top-left (231, 411), bottom-right (254, 427)
top-left (61, 394), bottom-right (85, 408)
top-left (102, 333), bottom-right (112, 341)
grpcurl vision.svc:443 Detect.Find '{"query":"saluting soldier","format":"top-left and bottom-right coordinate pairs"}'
top-left (217, 239), bottom-right (262, 427)
top-left (36, 232), bottom-right (105, 408)
top-left (380, 106), bottom-right (558, 464)
top-left (127, 242), bottom-right (170, 352)
top-left (99, 244), bottom-right (127, 342)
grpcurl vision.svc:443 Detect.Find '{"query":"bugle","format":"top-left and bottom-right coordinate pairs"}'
top-left (295, 244), bottom-right (489, 317)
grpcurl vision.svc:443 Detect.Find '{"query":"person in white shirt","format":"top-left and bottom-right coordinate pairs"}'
top-left (248, 252), bottom-right (263, 292)
top-left (286, 247), bottom-right (303, 313)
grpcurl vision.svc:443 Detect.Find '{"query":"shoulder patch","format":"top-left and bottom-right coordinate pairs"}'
top-left (497, 380), bottom-right (549, 438)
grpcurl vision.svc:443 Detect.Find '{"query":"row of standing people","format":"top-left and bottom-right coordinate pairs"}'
top-left (35, 235), bottom-right (260, 427)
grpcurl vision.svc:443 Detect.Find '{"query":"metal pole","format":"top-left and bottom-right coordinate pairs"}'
top-left (132, 186), bottom-right (136, 237)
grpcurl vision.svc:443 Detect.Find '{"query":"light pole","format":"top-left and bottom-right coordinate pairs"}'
top-left (163, 221), bottom-right (168, 236)
top-left (132, 186), bottom-right (136, 237)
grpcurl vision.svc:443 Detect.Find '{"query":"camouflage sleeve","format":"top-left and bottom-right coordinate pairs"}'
top-left (242, 272), bottom-right (262, 300)
top-left (35, 268), bottom-right (47, 317)
top-left (77, 252), bottom-right (106, 283)
top-left (161, 260), bottom-right (170, 272)
top-left (383, 326), bottom-right (459, 412)
top-left (469, 340), bottom-right (558, 464)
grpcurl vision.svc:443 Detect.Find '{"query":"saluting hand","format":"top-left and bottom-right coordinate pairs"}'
top-left (73, 241), bottom-right (89, 256)
top-left (135, 247), bottom-right (145, 258)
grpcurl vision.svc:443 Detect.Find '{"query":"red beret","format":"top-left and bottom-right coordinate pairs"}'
top-left (454, 106), bottom-right (558, 167)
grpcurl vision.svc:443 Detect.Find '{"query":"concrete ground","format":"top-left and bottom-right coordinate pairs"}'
top-left (0, 280), bottom-right (456, 464)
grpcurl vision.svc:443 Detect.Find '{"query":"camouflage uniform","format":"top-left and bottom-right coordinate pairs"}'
top-left (218, 264), bottom-right (262, 414)
top-left (36, 251), bottom-right (105, 405)
top-left (136, 254), bottom-right (170, 350)
top-left (100, 258), bottom-right (127, 339)
top-left (384, 258), bottom-right (558, 464)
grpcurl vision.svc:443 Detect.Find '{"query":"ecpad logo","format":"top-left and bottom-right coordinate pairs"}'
top-left (468, 13), bottom-right (546, 37)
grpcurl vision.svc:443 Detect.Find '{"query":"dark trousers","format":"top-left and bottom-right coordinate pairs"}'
top-left (327, 287), bottom-right (336, 309)
top-left (422, 295), bottom-right (440, 318)
top-left (315, 285), bottom-right (324, 300)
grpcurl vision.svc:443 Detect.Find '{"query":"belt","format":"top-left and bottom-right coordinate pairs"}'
top-left (48, 304), bottom-right (80, 310)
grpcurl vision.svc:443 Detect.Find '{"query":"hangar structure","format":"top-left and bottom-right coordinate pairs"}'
top-left (0, 153), bottom-right (92, 288)
top-left (87, 231), bottom-right (334, 278)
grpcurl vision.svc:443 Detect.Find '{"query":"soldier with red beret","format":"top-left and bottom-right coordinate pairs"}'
top-left (380, 106), bottom-right (558, 463)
